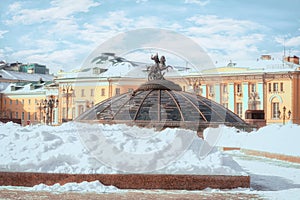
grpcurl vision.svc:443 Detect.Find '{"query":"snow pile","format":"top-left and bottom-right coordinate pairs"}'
top-left (204, 124), bottom-right (300, 156)
top-left (30, 180), bottom-right (119, 193)
top-left (0, 121), bottom-right (245, 175)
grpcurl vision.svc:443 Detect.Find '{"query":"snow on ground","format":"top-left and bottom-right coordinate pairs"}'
top-left (0, 180), bottom-right (121, 194)
top-left (30, 180), bottom-right (120, 193)
top-left (0, 121), bottom-right (244, 175)
top-left (204, 123), bottom-right (300, 156)
top-left (1, 122), bottom-right (300, 198)
top-left (226, 151), bottom-right (300, 200)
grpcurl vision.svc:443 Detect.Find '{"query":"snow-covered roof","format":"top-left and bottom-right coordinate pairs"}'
top-left (0, 69), bottom-right (54, 82)
top-left (1, 81), bottom-right (53, 95)
top-left (199, 58), bottom-right (300, 76)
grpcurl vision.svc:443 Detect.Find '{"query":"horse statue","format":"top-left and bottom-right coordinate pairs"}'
top-left (147, 54), bottom-right (173, 81)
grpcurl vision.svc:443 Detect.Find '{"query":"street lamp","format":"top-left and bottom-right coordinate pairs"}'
top-left (43, 96), bottom-right (59, 125)
top-left (281, 106), bottom-right (292, 125)
top-left (62, 84), bottom-right (73, 122)
top-left (282, 106), bottom-right (286, 125)
top-left (288, 110), bottom-right (292, 119)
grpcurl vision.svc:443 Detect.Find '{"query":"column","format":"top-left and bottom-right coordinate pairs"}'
top-left (201, 84), bottom-right (207, 97)
top-left (228, 83), bottom-right (235, 112)
top-left (215, 84), bottom-right (221, 103)
top-left (258, 83), bottom-right (264, 110)
top-left (242, 82), bottom-right (249, 115)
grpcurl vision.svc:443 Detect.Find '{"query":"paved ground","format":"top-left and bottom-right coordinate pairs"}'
top-left (0, 189), bottom-right (262, 200)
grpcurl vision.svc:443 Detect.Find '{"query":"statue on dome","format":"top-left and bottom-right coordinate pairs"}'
top-left (147, 54), bottom-right (173, 81)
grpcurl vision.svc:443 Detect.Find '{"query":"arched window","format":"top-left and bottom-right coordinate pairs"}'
top-left (271, 98), bottom-right (280, 119)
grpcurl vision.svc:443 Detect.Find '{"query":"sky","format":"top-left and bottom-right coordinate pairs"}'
top-left (0, 0), bottom-right (300, 74)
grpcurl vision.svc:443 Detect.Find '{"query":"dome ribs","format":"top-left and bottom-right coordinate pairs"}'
top-left (165, 90), bottom-right (184, 121)
top-left (173, 91), bottom-right (208, 122)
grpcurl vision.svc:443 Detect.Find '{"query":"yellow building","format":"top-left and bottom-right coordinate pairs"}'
top-left (184, 57), bottom-right (300, 125)
top-left (0, 81), bottom-right (59, 126)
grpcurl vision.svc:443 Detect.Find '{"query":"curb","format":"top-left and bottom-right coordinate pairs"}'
top-left (0, 172), bottom-right (250, 190)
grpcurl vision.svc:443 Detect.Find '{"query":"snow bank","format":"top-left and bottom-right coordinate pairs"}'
top-left (30, 180), bottom-right (120, 193)
top-left (204, 124), bottom-right (300, 156)
top-left (0, 121), bottom-right (244, 175)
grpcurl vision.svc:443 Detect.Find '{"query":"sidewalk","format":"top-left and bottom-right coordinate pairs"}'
top-left (0, 189), bottom-right (262, 200)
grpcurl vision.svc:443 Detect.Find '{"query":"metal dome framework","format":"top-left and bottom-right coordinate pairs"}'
top-left (76, 80), bottom-right (248, 132)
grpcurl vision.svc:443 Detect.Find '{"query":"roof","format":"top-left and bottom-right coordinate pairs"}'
top-left (0, 69), bottom-right (54, 82)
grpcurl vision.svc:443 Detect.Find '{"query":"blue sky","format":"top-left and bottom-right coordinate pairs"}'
top-left (1, 0), bottom-right (300, 73)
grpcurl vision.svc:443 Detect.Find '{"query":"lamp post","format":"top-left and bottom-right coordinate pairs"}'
top-left (288, 110), bottom-right (292, 120)
top-left (281, 106), bottom-right (292, 125)
top-left (282, 106), bottom-right (286, 125)
top-left (43, 96), bottom-right (59, 125)
top-left (62, 84), bottom-right (73, 122)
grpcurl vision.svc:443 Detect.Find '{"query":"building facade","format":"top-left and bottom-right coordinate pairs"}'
top-left (1, 55), bottom-right (300, 126)
top-left (0, 81), bottom-right (59, 126)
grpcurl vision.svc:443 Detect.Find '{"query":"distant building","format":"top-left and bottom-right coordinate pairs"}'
top-left (0, 68), bottom-right (55, 125)
top-left (185, 56), bottom-right (300, 125)
top-left (19, 63), bottom-right (49, 74)
top-left (0, 81), bottom-right (59, 126)
top-left (0, 61), bottom-right (50, 74)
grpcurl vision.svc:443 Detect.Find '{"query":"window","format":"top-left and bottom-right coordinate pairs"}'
top-left (16, 112), bottom-right (19, 119)
top-left (62, 108), bottom-right (66, 119)
top-left (280, 82), bottom-right (284, 92)
top-left (78, 105), bottom-right (84, 115)
top-left (115, 88), bottom-right (120, 95)
top-left (90, 89), bottom-right (94, 97)
top-left (268, 83), bottom-right (272, 92)
top-left (251, 84), bottom-right (256, 93)
top-left (209, 85), bottom-right (214, 93)
top-left (34, 112), bottom-right (37, 120)
top-left (272, 102), bottom-right (280, 119)
top-left (28, 112), bottom-right (31, 120)
top-left (21, 112), bottom-right (25, 120)
top-left (28, 99), bottom-right (31, 105)
top-left (16, 99), bottom-right (18, 105)
top-left (10, 99), bottom-right (12, 105)
top-left (101, 88), bottom-right (105, 96)
top-left (72, 108), bottom-right (75, 119)
top-left (223, 84), bottom-right (227, 93)
top-left (22, 99), bottom-right (24, 104)
top-left (81, 89), bottom-right (85, 97)
top-left (236, 84), bottom-right (242, 93)
top-left (273, 83), bottom-right (278, 92)
top-left (236, 103), bottom-right (243, 118)
top-left (4, 99), bottom-right (6, 105)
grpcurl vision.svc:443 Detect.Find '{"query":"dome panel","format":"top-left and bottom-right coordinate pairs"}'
top-left (160, 91), bottom-right (182, 121)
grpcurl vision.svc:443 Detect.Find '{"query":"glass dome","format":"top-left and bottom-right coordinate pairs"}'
top-left (76, 79), bottom-right (248, 132)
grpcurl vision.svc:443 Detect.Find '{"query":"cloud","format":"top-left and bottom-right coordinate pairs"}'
top-left (183, 15), bottom-right (267, 64)
top-left (78, 11), bottom-right (163, 44)
top-left (5, 0), bottom-right (100, 25)
top-left (184, 0), bottom-right (210, 6)
top-left (187, 15), bottom-right (263, 36)
top-left (136, 0), bottom-right (148, 3)
top-left (8, 2), bottom-right (22, 12)
top-left (275, 35), bottom-right (300, 47)
top-left (0, 30), bottom-right (8, 38)
top-left (10, 45), bottom-right (90, 73)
